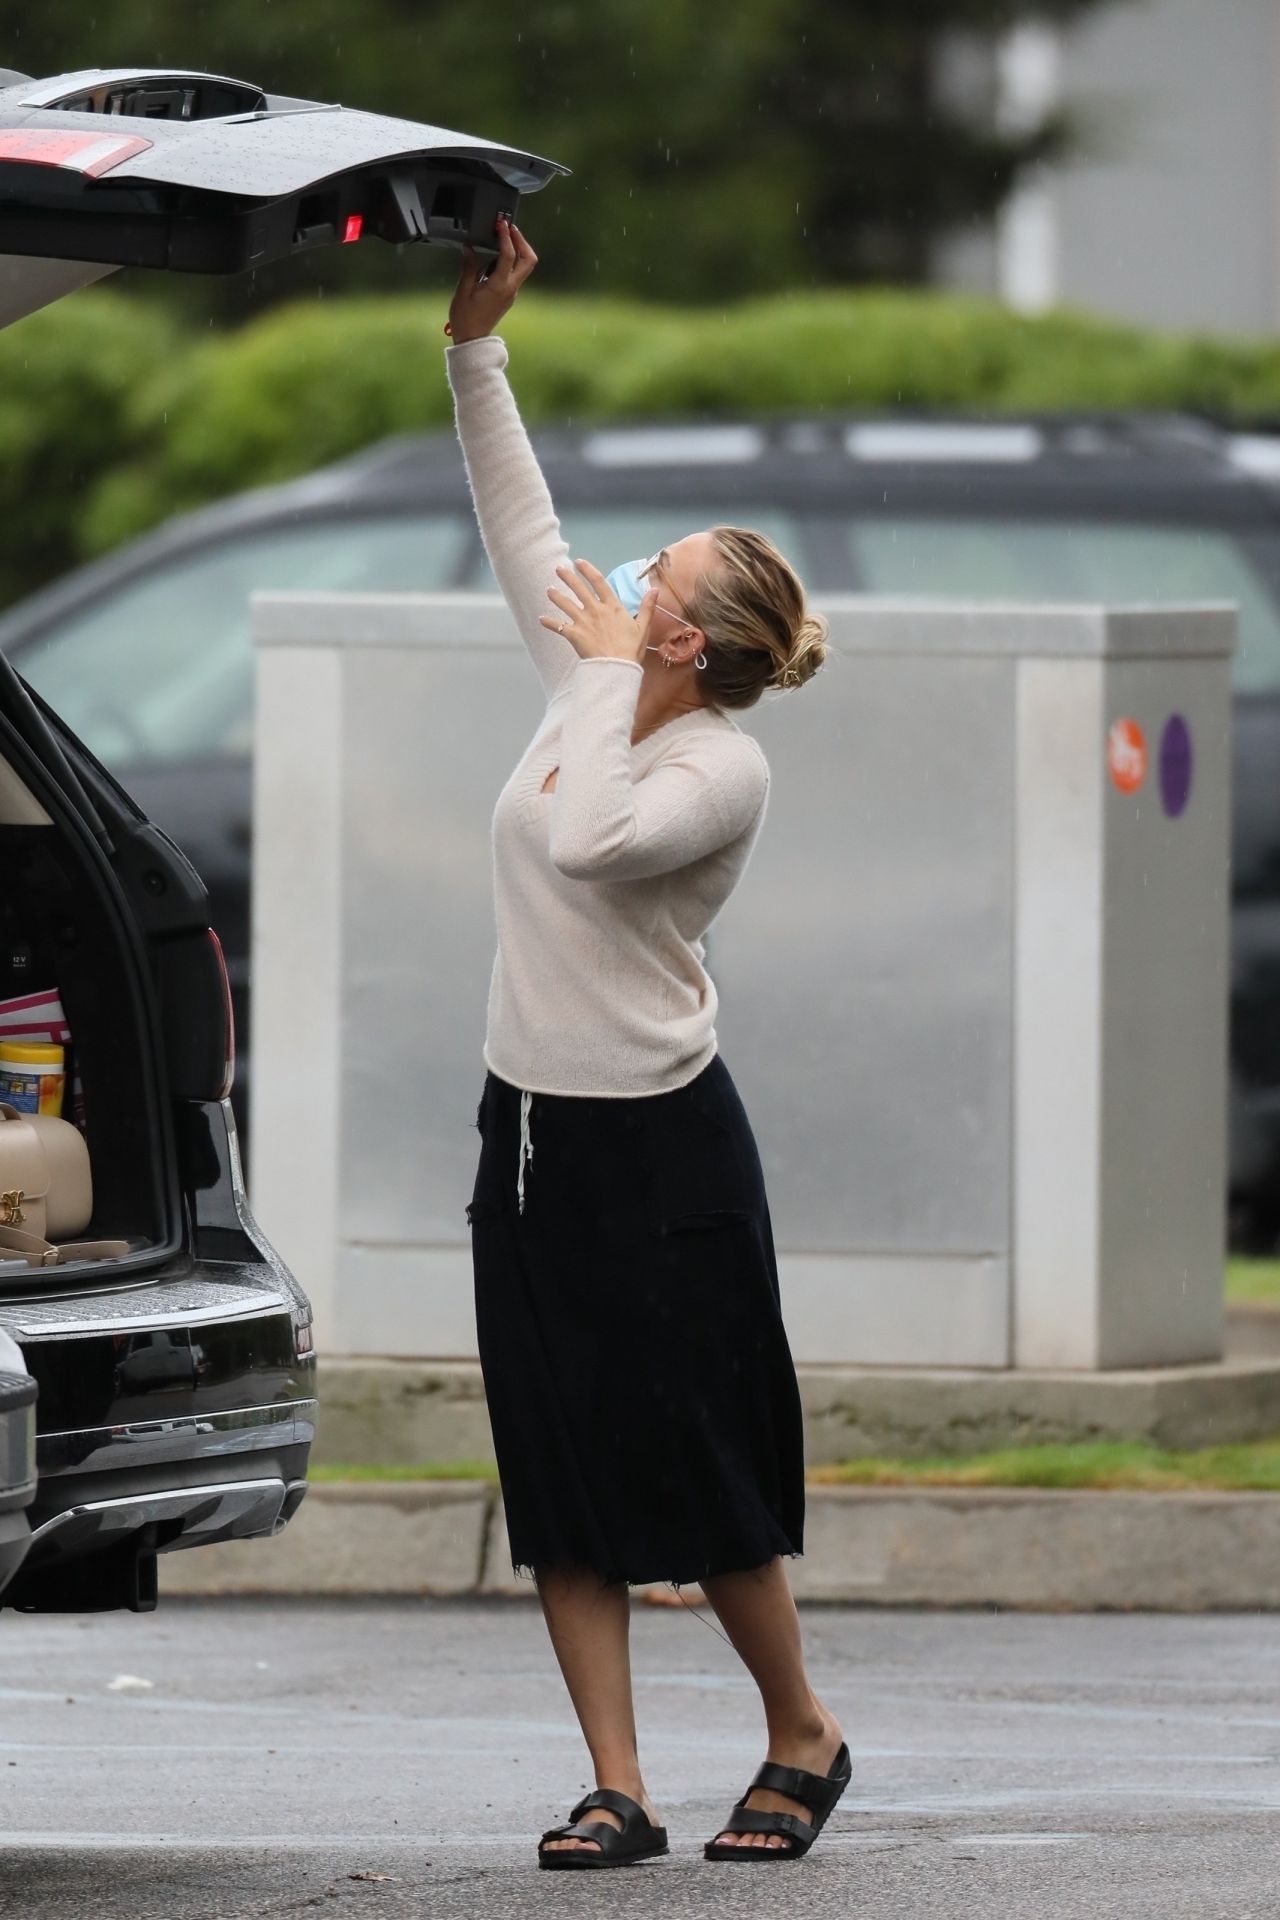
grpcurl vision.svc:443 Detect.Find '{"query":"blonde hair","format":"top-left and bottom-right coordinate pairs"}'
top-left (688, 526), bottom-right (829, 710)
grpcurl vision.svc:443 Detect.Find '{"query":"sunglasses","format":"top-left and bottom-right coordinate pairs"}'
top-left (639, 549), bottom-right (696, 628)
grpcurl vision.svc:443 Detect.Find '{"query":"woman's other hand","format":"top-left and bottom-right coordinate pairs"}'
top-left (541, 559), bottom-right (659, 664)
top-left (445, 215), bottom-right (538, 343)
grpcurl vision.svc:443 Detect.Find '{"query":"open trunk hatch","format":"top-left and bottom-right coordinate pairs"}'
top-left (0, 67), bottom-right (567, 325)
top-left (0, 654), bottom-right (191, 1287)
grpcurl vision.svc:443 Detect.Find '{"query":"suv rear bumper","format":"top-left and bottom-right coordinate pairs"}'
top-left (25, 1396), bottom-right (316, 1567)
top-left (28, 1468), bottom-right (309, 1564)
top-left (3, 1254), bottom-right (316, 1606)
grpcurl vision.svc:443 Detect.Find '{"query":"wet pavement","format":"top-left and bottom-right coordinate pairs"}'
top-left (1, 1597), bottom-right (1278, 1918)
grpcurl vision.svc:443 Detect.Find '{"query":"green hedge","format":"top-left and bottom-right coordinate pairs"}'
top-left (11, 286), bottom-right (1280, 606)
top-left (0, 294), bottom-right (179, 606)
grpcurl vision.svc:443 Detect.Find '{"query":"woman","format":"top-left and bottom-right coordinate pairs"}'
top-left (448, 215), bottom-right (849, 1869)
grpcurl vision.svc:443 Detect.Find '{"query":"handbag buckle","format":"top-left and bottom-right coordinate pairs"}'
top-left (0, 1189), bottom-right (25, 1225)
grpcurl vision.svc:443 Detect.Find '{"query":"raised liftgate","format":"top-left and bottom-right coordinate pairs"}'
top-left (0, 65), bottom-right (567, 326)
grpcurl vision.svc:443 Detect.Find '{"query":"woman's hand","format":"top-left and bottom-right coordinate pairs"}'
top-left (541, 559), bottom-right (659, 664)
top-left (445, 215), bottom-right (538, 343)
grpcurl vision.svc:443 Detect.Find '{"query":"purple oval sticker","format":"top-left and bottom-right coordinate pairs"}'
top-left (1159, 714), bottom-right (1193, 818)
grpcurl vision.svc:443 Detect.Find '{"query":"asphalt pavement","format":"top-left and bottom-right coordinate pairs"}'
top-left (1, 1598), bottom-right (1279, 1919)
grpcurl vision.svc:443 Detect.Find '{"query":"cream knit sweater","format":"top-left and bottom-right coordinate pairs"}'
top-left (446, 333), bottom-right (771, 1097)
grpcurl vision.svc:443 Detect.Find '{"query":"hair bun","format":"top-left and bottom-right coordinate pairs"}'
top-left (774, 613), bottom-right (829, 691)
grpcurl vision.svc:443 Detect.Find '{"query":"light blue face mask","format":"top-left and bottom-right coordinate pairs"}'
top-left (603, 553), bottom-right (705, 673)
top-left (604, 554), bottom-right (657, 617)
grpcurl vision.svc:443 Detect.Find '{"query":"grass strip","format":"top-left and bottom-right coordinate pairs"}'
top-left (1226, 1258), bottom-right (1280, 1305)
top-left (810, 1437), bottom-right (1280, 1492)
top-left (309, 1461), bottom-right (499, 1483)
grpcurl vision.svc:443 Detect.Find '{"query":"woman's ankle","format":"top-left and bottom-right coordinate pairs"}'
top-left (597, 1769), bottom-right (648, 1797)
top-left (765, 1695), bottom-right (837, 1749)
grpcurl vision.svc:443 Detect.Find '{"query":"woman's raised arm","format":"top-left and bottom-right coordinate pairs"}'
top-left (444, 219), bottom-right (578, 702)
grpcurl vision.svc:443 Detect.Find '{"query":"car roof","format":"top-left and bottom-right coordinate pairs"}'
top-left (310, 408), bottom-right (1280, 520)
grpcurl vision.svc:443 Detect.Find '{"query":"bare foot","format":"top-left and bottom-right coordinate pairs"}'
top-left (712, 1704), bottom-right (845, 1853)
top-left (541, 1784), bottom-right (662, 1855)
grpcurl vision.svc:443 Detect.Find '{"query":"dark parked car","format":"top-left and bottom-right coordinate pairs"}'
top-left (0, 1326), bottom-right (36, 1596)
top-left (0, 63), bottom-right (564, 1610)
top-left (0, 410), bottom-right (1278, 1240)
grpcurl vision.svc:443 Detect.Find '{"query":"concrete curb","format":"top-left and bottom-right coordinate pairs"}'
top-left (160, 1479), bottom-right (1280, 1610)
top-left (161, 1482), bottom-right (493, 1598)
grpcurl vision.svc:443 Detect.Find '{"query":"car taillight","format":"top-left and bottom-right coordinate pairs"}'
top-left (0, 129), bottom-right (154, 177)
top-left (207, 928), bottom-right (235, 1100)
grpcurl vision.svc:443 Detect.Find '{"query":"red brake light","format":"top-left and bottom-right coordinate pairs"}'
top-left (207, 928), bottom-right (235, 1100)
top-left (343, 213), bottom-right (363, 244)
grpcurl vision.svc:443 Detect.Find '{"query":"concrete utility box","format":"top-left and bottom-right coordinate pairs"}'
top-left (251, 594), bottom-right (1233, 1373)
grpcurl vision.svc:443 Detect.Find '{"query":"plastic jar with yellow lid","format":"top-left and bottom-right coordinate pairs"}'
top-left (0, 1040), bottom-right (65, 1116)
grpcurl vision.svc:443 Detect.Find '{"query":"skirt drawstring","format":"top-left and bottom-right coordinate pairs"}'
top-left (517, 1087), bottom-right (534, 1214)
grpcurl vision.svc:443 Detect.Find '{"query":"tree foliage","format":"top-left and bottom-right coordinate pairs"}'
top-left (0, 0), bottom-right (1119, 311)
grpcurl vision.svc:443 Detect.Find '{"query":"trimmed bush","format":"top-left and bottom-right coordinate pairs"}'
top-left (0, 292), bottom-right (179, 605)
top-left (9, 285), bottom-right (1280, 603)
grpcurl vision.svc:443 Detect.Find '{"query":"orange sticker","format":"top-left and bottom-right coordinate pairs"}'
top-left (1107, 718), bottom-right (1147, 794)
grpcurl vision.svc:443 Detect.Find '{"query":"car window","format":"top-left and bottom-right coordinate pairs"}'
top-left (847, 519), bottom-right (1280, 695)
top-left (16, 516), bottom-right (468, 769)
top-left (471, 509), bottom-right (803, 590)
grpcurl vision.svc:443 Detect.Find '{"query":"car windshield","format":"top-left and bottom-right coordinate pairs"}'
top-left (846, 519), bottom-right (1280, 695)
top-left (15, 504), bottom-right (1280, 776)
top-left (16, 516), bottom-right (469, 769)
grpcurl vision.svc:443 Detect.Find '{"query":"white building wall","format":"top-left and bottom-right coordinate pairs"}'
top-left (937, 0), bottom-right (1280, 335)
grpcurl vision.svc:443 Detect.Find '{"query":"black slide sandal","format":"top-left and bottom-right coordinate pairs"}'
top-left (703, 1741), bottom-right (852, 1862)
top-left (538, 1787), bottom-right (670, 1870)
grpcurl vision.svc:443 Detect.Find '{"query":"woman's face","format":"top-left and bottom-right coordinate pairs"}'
top-left (643, 530), bottom-right (718, 635)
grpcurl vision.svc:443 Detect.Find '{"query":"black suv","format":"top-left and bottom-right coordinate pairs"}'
top-left (1, 412), bottom-right (1277, 1239)
top-left (0, 64), bottom-right (564, 1607)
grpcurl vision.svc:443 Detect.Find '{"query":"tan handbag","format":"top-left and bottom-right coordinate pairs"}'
top-left (0, 1103), bottom-right (126, 1267)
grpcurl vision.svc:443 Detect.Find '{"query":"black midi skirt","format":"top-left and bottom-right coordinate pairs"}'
top-left (465, 1052), bottom-right (806, 1588)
